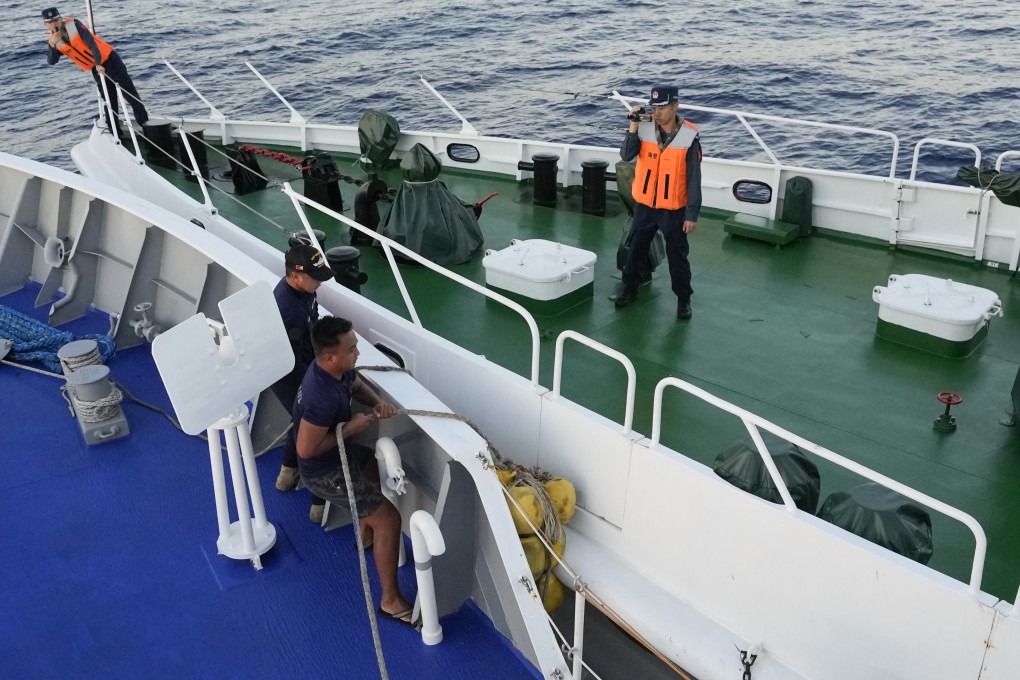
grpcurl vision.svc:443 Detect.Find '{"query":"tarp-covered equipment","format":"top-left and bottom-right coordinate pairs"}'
top-left (818, 483), bottom-right (933, 564)
top-left (379, 143), bottom-right (484, 265)
top-left (713, 432), bottom-right (821, 514)
top-left (957, 166), bottom-right (1020, 208)
top-left (358, 110), bottom-right (400, 171)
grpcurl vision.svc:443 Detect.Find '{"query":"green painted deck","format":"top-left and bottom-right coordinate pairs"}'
top-left (159, 146), bottom-right (1020, 601)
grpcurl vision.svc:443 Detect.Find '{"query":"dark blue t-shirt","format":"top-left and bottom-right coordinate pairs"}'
top-left (273, 277), bottom-right (319, 390)
top-left (291, 362), bottom-right (356, 479)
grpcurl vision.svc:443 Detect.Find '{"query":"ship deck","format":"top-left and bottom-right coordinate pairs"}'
top-left (161, 143), bottom-right (1020, 602)
top-left (0, 282), bottom-right (541, 679)
top-left (7, 135), bottom-right (1020, 678)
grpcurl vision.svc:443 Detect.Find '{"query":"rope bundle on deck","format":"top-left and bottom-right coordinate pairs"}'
top-left (0, 304), bottom-right (115, 373)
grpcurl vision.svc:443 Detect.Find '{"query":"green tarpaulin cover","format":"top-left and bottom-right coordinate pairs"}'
top-left (713, 432), bottom-right (821, 514)
top-left (957, 166), bottom-right (1020, 208)
top-left (379, 144), bottom-right (483, 265)
top-left (358, 111), bottom-right (400, 169)
top-left (818, 483), bottom-right (933, 564)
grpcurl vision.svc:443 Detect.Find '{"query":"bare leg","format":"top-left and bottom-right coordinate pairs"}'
top-left (364, 498), bottom-right (410, 615)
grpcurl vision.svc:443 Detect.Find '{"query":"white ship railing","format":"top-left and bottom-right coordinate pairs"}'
top-left (910, 138), bottom-right (981, 181)
top-left (552, 330), bottom-right (636, 436)
top-left (611, 89), bottom-right (901, 179)
top-left (280, 185), bottom-right (543, 389)
top-left (158, 67), bottom-right (997, 599)
top-left (651, 376), bottom-right (989, 595)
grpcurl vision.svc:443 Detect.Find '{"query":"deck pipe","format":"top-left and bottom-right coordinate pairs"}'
top-left (409, 510), bottom-right (446, 645)
top-left (375, 436), bottom-right (407, 567)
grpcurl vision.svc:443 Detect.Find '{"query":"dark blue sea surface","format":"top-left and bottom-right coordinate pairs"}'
top-left (4, 0), bottom-right (1017, 182)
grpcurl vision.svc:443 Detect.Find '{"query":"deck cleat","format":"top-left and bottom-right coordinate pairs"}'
top-left (934, 391), bottom-right (963, 432)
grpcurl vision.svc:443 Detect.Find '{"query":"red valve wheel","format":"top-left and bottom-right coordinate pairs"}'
top-left (937, 391), bottom-right (963, 406)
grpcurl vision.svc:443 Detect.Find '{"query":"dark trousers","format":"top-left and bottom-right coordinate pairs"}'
top-left (622, 204), bottom-right (693, 303)
top-left (270, 379), bottom-right (326, 507)
top-left (92, 50), bottom-right (148, 131)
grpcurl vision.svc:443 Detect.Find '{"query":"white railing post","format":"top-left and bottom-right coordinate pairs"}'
top-left (246, 61), bottom-right (307, 148)
top-left (571, 589), bottom-right (586, 680)
top-left (910, 138), bottom-right (981, 182)
top-left (419, 75), bottom-right (480, 137)
top-left (553, 330), bottom-right (636, 435)
top-left (176, 126), bottom-right (215, 212)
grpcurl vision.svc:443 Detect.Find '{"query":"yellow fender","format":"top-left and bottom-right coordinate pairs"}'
top-left (544, 477), bottom-right (576, 524)
top-left (507, 486), bottom-right (543, 535)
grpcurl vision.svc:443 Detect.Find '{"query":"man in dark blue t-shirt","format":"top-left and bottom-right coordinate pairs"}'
top-left (271, 244), bottom-right (334, 522)
top-left (291, 316), bottom-right (414, 625)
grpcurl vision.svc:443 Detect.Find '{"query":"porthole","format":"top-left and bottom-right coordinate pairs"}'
top-left (732, 180), bottom-right (772, 204)
top-left (447, 143), bottom-right (480, 164)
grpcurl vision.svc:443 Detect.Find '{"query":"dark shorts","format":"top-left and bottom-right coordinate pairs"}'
top-left (301, 444), bottom-right (383, 518)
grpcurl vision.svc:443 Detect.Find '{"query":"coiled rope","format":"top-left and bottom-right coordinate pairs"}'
top-left (59, 343), bottom-right (102, 375)
top-left (0, 303), bottom-right (114, 373)
top-left (62, 383), bottom-right (124, 423)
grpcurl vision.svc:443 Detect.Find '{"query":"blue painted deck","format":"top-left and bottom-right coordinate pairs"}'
top-left (0, 285), bottom-right (540, 680)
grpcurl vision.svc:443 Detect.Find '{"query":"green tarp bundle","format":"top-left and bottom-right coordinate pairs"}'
top-left (957, 166), bottom-right (1020, 208)
top-left (358, 111), bottom-right (400, 170)
top-left (379, 144), bottom-right (483, 266)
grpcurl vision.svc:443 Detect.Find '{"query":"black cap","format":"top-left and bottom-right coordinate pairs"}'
top-left (41, 7), bottom-right (60, 20)
top-left (649, 85), bottom-right (679, 107)
top-left (285, 244), bottom-right (334, 282)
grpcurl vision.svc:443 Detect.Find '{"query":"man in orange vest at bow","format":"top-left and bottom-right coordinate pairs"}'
top-left (616, 85), bottom-right (702, 320)
top-left (42, 7), bottom-right (149, 132)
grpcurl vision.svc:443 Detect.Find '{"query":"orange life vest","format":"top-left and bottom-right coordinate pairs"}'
top-left (55, 18), bottom-right (113, 71)
top-left (631, 119), bottom-right (699, 211)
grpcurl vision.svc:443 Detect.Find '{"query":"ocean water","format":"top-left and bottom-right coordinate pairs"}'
top-left (4, 0), bottom-right (1018, 183)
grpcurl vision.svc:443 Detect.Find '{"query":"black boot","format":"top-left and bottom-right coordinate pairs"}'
top-left (614, 288), bottom-right (639, 308)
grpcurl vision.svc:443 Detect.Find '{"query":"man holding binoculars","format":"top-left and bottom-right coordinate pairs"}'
top-left (616, 85), bottom-right (702, 320)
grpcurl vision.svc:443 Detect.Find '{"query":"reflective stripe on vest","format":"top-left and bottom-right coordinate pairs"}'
top-left (631, 119), bottom-right (699, 211)
top-left (57, 19), bottom-right (113, 71)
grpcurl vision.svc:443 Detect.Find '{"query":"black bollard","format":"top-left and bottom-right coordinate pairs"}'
top-left (325, 246), bottom-right (369, 294)
top-left (531, 153), bottom-right (559, 207)
top-left (177, 128), bottom-right (210, 182)
top-left (352, 177), bottom-right (389, 246)
top-left (581, 159), bottom-right (609, 216)
top-left (141, 122), bottom-right (176, 169)
top-left (288, 230), bottom-right (327, 250)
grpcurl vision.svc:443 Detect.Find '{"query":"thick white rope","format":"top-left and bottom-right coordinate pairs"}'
top-left (70, 384), bottom-right (123, 423)
top-left (335, 426), bottom-right (389, 680)
top-left (59, 344), bottom-right (102, 376)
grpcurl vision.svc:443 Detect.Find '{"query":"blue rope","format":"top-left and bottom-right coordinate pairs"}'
top-left (0, 304), bottom-right (116, 373)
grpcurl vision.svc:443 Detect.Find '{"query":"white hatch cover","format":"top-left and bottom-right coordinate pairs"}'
top-left (872, 274), bottom-right (1003, 340)
top-left (482, 239), bottom-right (596, 300)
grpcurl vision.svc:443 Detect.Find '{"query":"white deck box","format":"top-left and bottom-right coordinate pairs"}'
top-left (872, 274), bottom-right (1002, 346)
top-left (482, 239), bottom-right (597, 301)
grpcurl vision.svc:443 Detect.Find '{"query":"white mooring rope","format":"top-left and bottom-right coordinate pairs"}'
top-left (335, 426), bottom-right (389, 680)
